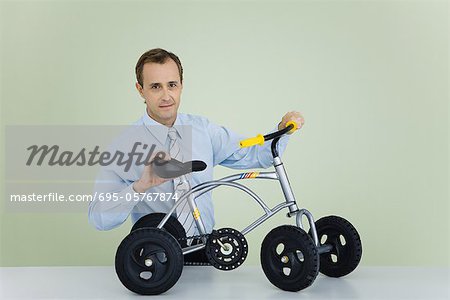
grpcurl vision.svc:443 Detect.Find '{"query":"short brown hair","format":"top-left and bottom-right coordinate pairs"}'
top-left (135, 48), bottom-right (183, 87)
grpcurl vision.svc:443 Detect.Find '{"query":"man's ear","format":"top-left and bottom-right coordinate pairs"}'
top-left (135, 82), bottom-right (144, 98)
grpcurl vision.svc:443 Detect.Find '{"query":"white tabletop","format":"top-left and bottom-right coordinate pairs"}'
top-left (0, 266), bottom-right (448, 299)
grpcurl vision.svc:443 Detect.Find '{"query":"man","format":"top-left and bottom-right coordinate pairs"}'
top-left (88, 48), bottom-right (304, 262)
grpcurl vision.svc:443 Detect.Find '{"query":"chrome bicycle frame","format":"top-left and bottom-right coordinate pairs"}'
top-left (157, 153), bottom-right (320, 255)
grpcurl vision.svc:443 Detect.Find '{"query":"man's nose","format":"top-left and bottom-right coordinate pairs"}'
top-left (161, 87), bottom-right (171, 100)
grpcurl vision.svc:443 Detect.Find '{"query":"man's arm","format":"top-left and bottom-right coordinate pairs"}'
top-left (206, 111), bottom-right (304, 169)
top-left (88, 154), bottom-right (169, 231)
top-left (88, 168), bottom-right (139, 231)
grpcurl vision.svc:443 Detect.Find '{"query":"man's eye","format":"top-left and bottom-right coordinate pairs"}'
top-left (169, 83), bottom-right (177, 88)
top-left (151, 85), bottom-right (160, 89)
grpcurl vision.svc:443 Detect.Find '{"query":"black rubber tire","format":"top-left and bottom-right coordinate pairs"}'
top-left (115, 228), bottom-right (184, 295)
top-left (260, 225), bottom-right (319, 292)
top-left (131, 213), bottom-right (187, 248)
top-left (310, 215), bottom-right (362, 278)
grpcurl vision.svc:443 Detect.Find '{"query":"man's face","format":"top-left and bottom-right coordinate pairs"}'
top-left (136, 59), bottom-right (182, 126)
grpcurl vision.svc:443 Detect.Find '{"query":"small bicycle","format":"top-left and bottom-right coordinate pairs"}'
top-left (115, 121), bottom-right (362, 295)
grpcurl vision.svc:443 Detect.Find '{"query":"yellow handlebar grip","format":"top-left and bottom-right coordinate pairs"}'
top-left (239, 134), bottom-right (265, 148)
top-left (286, 121), bottom-right (299, 133)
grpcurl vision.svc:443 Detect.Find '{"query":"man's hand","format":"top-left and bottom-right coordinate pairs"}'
top-left (278, 111), bottom-right (305, 134)
top-left (133, 151), bottom-right (171, 193)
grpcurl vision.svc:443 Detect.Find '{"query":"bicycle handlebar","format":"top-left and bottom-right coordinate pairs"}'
top-left (239, 121), bottom-right (299, 148)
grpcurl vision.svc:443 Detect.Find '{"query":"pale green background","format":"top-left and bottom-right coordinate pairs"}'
top-left (0, 0), bottom-right (448, 267)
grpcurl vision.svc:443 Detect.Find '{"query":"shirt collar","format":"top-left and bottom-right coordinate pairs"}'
top-left (142, 111), bottom-right (186, 145)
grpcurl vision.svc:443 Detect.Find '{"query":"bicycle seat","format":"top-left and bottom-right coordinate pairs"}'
top-left (152, 158), bottom-right (207, 178)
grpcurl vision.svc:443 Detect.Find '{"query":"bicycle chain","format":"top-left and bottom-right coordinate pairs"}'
top-left (177, 233), bottom-right (211, 266)
top-left (176, 233), bottom-right (210, 243)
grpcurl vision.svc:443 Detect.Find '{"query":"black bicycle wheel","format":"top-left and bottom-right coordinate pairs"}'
top-left (115, 228), bottom-right (184, 295)
top-left (260, 225), bottom-right (319, 292)
top-left (311, 215), bottom-right (362, 278)
top-left (131, 213), bottom-right (187, 247)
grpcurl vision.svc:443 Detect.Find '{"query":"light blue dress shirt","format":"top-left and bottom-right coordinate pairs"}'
top-left (88, 112), bottom-right (289, 232)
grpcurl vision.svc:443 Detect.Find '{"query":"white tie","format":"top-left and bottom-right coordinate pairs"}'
top-left (167, 128), bottom-right (197, 238)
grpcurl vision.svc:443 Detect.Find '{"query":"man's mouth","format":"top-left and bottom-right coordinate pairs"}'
top-left (159, 103), bottom-right (174, 109)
